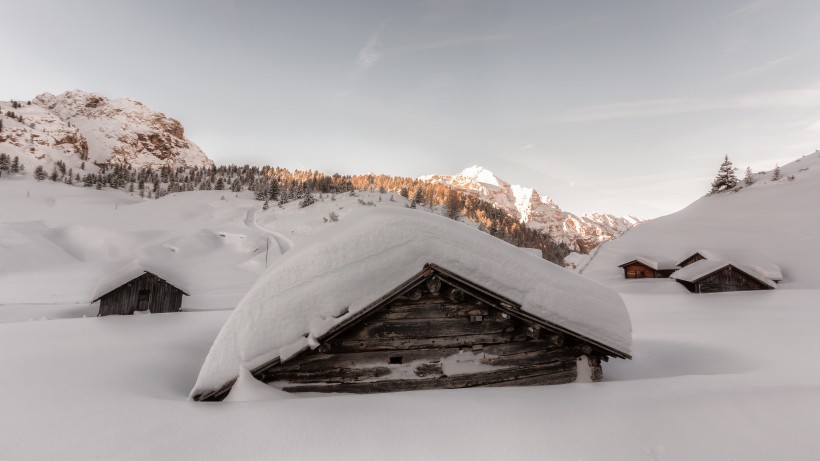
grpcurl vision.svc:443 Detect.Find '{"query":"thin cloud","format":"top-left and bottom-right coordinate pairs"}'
top-left (356, 32), bottom-right (382, 69)
top-left (806, 120), bottom-right (820, 133)
top-left (406, 33), bottom-right (516, 51)
top-left (558, 82), bottom-right (820, 122)
top-left (725, 0), bottom-right (775, 18)
top-left (726, 54), bottom-right (798, 80)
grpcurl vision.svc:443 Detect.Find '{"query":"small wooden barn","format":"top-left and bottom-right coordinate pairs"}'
top-left (618, 257), bottom-right (678, 279)
top-left (676, 249), bottom-right (782, 282)
top-left (92, 262), bottom-right (189, 316)
top-left (190, 208), bottom-right (632, 402)
top-left (670, 260), bottom-right (775, 293)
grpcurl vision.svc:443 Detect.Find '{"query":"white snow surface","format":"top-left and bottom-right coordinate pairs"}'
top-left (4, 154), bottom-right (820, 460)
top-left (191, 207), bottom-right (631, 397)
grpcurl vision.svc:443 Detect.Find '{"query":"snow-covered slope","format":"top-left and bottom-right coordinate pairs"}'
top-left (0, 90), bottom-right (213, 171)
top-left (583, 150), bottom-right (820, 289)
top-left (3, 161), bottom-right (820, 459)
top-left (422, 165), bottom-right (640, 252)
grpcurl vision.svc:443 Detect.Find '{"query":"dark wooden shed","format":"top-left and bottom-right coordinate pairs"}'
top-left (193, 264), bottom-right (630, 401)
top-left (670, 260), bottom-right (775, 293)
top-left (92, 263), bottom-right (189, 316)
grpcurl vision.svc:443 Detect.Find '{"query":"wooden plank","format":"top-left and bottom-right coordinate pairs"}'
top-left (331, 333), bottom-right (520, 353)
top-left (480, 347), bottom-right (577, 367)
top-left (339, 317), bottom-right (515, 341)
top-left (279, 360), bottom-right (577, 394)
top-left (275, 347), bottom-right (462, 371)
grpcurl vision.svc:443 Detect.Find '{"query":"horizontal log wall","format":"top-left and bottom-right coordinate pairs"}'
top-left (258, 275), bottom-right (592, 393)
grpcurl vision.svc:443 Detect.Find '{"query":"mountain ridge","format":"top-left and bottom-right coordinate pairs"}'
top-left (422, 165), bottom-right (640, 253)
top-left (0, 90), bottom-right (213, 171)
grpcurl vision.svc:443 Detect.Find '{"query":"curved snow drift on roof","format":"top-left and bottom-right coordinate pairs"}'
top-left (190, 207), bottom-right (632, 397)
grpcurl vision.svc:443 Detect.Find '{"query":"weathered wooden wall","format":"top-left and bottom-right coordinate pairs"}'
top-left (98, 273), bottom-right (184, 316)
top-left (254, 274), bottom-right (602, 395)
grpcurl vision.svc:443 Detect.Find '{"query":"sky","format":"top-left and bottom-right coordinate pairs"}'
top-left (2, 0), bottom-right (820, 219)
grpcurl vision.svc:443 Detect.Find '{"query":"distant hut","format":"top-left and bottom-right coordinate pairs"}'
top-left (676, 249), bottom-right (782, 281)
top-left (670, 260), bottom-right (776, 293)
top-left (190, 208), bottom-right (632, 402)
top-left (618, 257), bottom-right (678, 279)
top-left (92, 261), bottom-right (190, 316)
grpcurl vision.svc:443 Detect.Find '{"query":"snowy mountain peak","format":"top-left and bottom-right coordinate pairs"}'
top-left (455, 165), bottom-right (503, 187)
top-left (0, 90), bottom-right (213, 172)
top-left (421, 166), bottom-right (640, 252)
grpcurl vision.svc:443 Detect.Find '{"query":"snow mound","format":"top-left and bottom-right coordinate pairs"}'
top-left (190, 207), bottom-right (631, 398)
top-left (224, 366), bottom-right (297, 402)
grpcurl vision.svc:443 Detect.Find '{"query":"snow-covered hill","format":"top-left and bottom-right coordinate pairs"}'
top-left (0, 90), bottom-right (213, 171)
top-left (422, 165), bottom-right (640, 252)
top-left (584, 150), bottom-right (820, 289)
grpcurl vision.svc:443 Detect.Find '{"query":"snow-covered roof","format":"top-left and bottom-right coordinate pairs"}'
top-left (619, 257), bottom-right (678, 271)
top-left (670, 260), bottom-right (777, 288)
top-left (91, 260), bottom-right (191, 301)
top-left (680, 249), bottom-right (782, 281)
top-left (190, 207), bottom-right (632, 398)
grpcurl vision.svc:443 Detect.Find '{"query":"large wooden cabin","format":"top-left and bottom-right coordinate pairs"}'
top-left (193, 264), bottom-right (630, 401)
top-left (92, 262), bottom-right (189, 316)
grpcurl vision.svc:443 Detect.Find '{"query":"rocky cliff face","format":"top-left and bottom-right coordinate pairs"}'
top-left (0, 90), bottom-right (213, 171)
top-left (422, 165), bottom-right (640, 253)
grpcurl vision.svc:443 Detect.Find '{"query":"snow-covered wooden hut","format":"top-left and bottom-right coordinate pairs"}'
top-left (190, 208), bottom-right (631, 401)
top-left (92, 261), bottom-right (190, 316)
top-left (618, 257), bottom-right (678, 279)
top-left (676, 249), bottom-right (782, 282)
top-left (670, 260), bottom-right (776, 293)
top-left (671, 249), bottom-right (782, 293)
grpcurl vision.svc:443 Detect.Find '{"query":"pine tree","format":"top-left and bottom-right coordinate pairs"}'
top-left (268, 179), bottom-right (280, 201)
top-left (443, 189), bottom-right (464, 220)
top-left (262, 198), bottom-right (270, 211)
top-left (0, 153), bottom-right (9, 172)
top-left (709, 155), bottom-right (738, 194)
top-left (772, 164), bottom-right (781, 181)
top-left (10, 156), bottom-right (19, 173)
top-left (215, 177), bottom-right (225, 190)
top-left (299, 193), bottom-right (316, 208)
top-left (34, 165), bottom-right (46, 181)
top-left (743, 167), bottom-right (754, 186)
